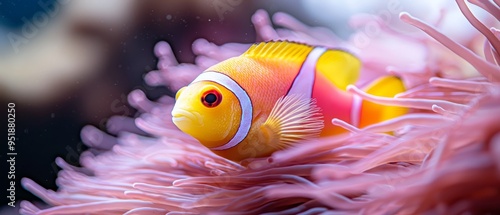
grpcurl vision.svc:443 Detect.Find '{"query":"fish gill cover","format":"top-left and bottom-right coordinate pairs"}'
top-left (20, 1), bottom-right (500, 215)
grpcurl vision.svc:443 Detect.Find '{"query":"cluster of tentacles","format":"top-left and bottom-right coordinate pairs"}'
top-left (21, 1), bottom-right (500, 214)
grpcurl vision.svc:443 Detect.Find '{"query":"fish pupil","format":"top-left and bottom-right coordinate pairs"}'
top-left (202, 90), bottom-right (221, 107)
top-left (205, 93), bottom-right (217, 103)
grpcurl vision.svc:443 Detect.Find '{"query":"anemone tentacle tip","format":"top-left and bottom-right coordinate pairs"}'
top-left (154, 41), bottom-right (172, 57)
top-left (399, 12), bottom-right (411, 20)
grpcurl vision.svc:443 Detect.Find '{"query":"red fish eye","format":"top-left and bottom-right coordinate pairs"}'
top-left (201, 90), bottom-right (222, 107)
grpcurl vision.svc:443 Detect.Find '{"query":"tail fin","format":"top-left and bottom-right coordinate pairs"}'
top-left (358, 76), bottom-right (408, 128)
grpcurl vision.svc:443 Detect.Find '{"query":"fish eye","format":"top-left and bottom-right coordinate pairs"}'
top-left (201, 90), bottom-right (222, 107)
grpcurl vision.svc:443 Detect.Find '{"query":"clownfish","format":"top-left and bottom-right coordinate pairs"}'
top-left (172, 41), bottom-right (407, 162)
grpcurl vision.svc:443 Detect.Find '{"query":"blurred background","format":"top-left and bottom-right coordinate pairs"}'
top-left (0, 0), bottom-right (480, 210)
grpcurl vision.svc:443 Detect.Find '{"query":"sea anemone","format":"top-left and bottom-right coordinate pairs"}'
top-left (21, 1), bottom-right (500, 214)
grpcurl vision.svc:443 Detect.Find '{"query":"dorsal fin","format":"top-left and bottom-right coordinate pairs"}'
top-left (243, 41), bottom-right (313, 64)
top-left (315, 49), bottom-right (361, 90)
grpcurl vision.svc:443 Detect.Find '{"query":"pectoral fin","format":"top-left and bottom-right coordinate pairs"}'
top-left (261, 94), bottom-right (324, 150)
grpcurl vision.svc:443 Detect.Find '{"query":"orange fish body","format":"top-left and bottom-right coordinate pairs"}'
top-left (172, 41), bottom-right (407, 161)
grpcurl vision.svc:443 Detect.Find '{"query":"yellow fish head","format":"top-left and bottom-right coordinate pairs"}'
top-left (171, 81), bottom-right (242, 148)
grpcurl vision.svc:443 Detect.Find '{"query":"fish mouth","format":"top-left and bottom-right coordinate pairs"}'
top-left (171, 108), bottom-right (202, 126)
